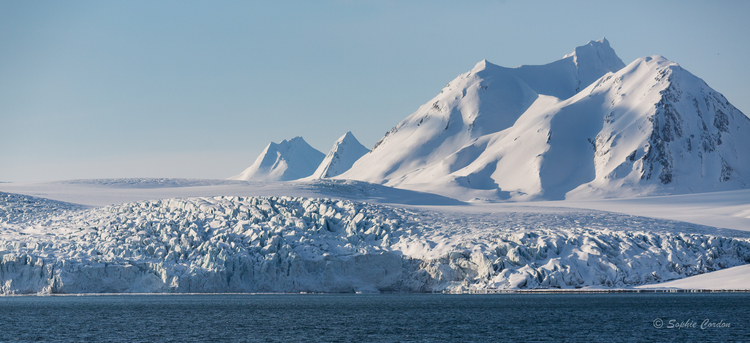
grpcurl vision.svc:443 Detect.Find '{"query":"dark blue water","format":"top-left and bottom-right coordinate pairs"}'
top-left (0, 293), bottom-right (748, 342)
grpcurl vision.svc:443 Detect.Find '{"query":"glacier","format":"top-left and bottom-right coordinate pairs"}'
top-left (1, 191), bottom-right (748, 294)
top-left (3, 38), bottom-right (750, 294)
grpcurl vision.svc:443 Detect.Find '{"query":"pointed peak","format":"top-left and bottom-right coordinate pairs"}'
top-left (563, 38), bottom-right (619, 62)
top-left (563, 38), bottom-right (612, 55)
top-left (471, 59), bottom-right (499, 73)
top-left (640, 55), bottom-right (673, 64)
top-left (334, 131), bottom-right (367, 148)
top-left (583, 37), bottom-right (614, 54)
top-left (287, 136), bottom-right (305, 144)
top-left (266, 136), bottom-right (316, 155)
top-left (594, 37), bottom-right (610, 47)
top-left (626, 55), bottom-right (680, 74)
top-left (309, 131), bottom-right (370, 179)
top-left (276, 136), bottom-right (307, 146)
top-left (630, 55), bottom-right (685, 81)
top-left (229, 135), bottom-right (324, 181)
top-left (561, 38), bottom-right (626, 90)
top-left (472, 59), bottom-right (487, 71)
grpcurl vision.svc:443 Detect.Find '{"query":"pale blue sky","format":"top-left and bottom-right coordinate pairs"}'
top-left (2, 0), bottom-right (749, 182)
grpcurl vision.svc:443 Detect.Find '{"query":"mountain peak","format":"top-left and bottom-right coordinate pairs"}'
top-left (341, 39), bottom-right (629, 186)
top-left (276, 136), bottom-right (306, 148)
top-left (341, 131), bottom-right (356, 141)
top-left (561, 37), bottom-right (626, 92)
top-left (471, 59), bottom-right (500, 74)
top-left (563, 37), bottom-right (613, 58)
top-left (310, 132), bottom-right (370, 179)
top-left (339, 40), bottom-right (750, 201)
top-left (228, 137), bottom-right (324, 181)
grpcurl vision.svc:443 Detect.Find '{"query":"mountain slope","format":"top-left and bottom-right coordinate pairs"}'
top-left (338, 40), bottom-right (750, 200)
top-left (309, 131), bottom-right (369, 179)
top-left (565, 55), bottom-right (750, 198)
top-left (336, 39), bottom-right (626, 198)
top-left (442, 55), bottom-right (750, 200)
top-left (229, 137), bottom-right (325, 181)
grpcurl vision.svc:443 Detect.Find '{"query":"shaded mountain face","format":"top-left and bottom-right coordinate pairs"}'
top-left (337, 39), bottom-right (749, 201)
top-left (309, 131), bottom-right (370, 179)
top-left (563, 56), bottom-right (750, 199)
top-left (229, 137), bottom-right (324, 181)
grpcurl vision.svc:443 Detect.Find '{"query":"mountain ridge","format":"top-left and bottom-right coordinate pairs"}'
top-left (337, 40), bottom-right (749, 201)
top-left (231, 39), bottom-right (749, 201)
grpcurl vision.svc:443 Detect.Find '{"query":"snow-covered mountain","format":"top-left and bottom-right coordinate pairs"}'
top-left (308, 131), bottom-right (370, 179)
top-left (4, 39), bottom-right (750, 295)
top-left (556, 55), bottom-right (750, 199)
top-left (229, 137), bottom-right (325, 181)
top-left (338, 39), bottom-right (750, 200)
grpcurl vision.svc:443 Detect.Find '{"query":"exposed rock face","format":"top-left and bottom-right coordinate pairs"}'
top-left (571, 57), bottom-right (750, 199)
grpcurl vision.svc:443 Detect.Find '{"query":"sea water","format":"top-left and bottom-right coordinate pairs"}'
top-left (0, 293), bottom-right (748, 342)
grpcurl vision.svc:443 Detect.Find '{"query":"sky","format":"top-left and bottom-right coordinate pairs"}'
top-left (1, 0), bottom-right (749, 182)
